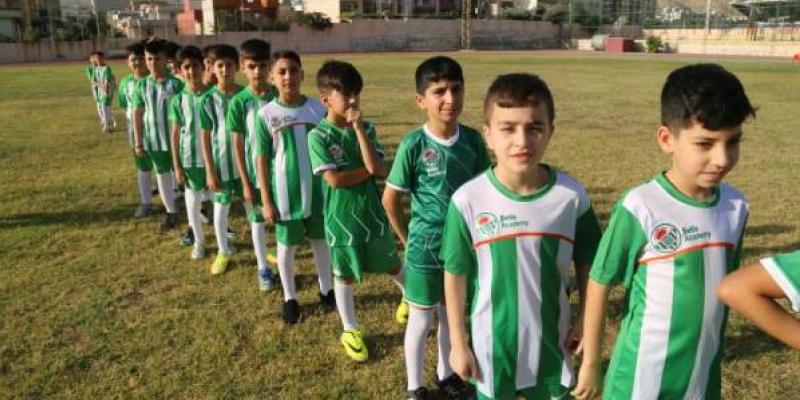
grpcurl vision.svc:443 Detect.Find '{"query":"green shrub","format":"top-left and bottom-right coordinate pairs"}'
top-left (646, 35), bottom-right (662, 53)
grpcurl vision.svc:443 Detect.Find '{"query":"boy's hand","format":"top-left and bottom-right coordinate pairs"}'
top-left (174, 167), bottom-right (185, 185)
top-left (450, 344), bottom-right (481, 383)
top-left (346, 100), bottom-right (362, 130)
top-left (571, 362), bottom-right (602, 400)
top-left (243, 184), bottom-right (254, 204)
top-left (262, 202), bottom-right (278, 225)
top-left (566, 313), bottom-right (585, 355)
top-left (207, 173), bottom-right (219, 193)
top-left (135, 145), bottom-right (145, 158)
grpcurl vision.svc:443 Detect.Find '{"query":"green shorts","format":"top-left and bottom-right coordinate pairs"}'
top-left (212, 179), bottom-right (242, 205)
top-left (183, 167), bottom-right (206, 191)
top-left (761, 250), bottom-right (800, 312)
top-left (330, 232), bottom-right (400, 282)
top-left (132, 151), bottom-right (152, 172)
top-left (276, 213), bottom-right (325, 246)
top-left (145, 150), bottom-right (172, 174)
top-left (404, 266), bottom-right (443, 308)
top-left (476, 383), bottom-right (571, 400)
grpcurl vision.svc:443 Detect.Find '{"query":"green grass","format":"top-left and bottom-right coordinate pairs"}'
top-left (1, 52), bottom-right (799, 399)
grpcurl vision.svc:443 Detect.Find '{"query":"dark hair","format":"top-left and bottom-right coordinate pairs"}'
top-left (240, 39), bottom-right (271, 62)
top-left (125, 43), bottom-right (144, 57)
top-left (414, 56), bottom-right (463, 94)
top-left (163, 41), bottom-right (181, 60)
top-left (272, 50), bottom-right (302, 68)
top-left (316, 60), bottom-right (363, 95)
top-left (176, 45), bottom-right (203, 66)
top-left (90, 50), bottom-right (104, 57)
top-left (661, 63), bottom-right (756, 132)
top-left (144, 40), bottom-right (166, 57)
top-left (483, 73), bottom-right (555, 124)
top-left (201, 44), bottom-right (217, 61)
top-left (207, 44), bottom-right (239, 65)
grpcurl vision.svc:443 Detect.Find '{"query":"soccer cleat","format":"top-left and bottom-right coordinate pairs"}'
top-left (340, 329), bottom-right (368, 362)
top-left (160, 213), bottom-right (179, 231)
top-left (405, 387), bottom-right (431, 400)
top-left (319, 290), bottom-right (336, 309)
top-left (436, 374), bottom-right (470, 400)
top-left (282, 299), bottom-right (301, 324)
top-left (134, 204), bottom-right (152, 218)
top-left (396, 299), bottom-right (410, 325)
top-left (180, 228), bottom-right (194, 246)
top-left (191, 244), bottom-right (206, 260)
top-left (225, 228), bottom-right (237, 240)
top-left (266, 249), bottom-right (278, 266)
top-left (257, 268), bottom-right (277, 291)
top-left (210, 253), bottom-right (230, 275)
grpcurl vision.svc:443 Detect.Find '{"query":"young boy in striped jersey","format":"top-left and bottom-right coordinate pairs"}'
top-left (573, 64), bottom-right (755, 400)
top-left (443, 73), bottom-right (602, 400)
top-left (89, 51), bottom-right (117, 133)
top-left (133, 40), bottom-right (184, 230)
top-left (119, 42), bottom-right (154, 218)
top-left (718, 251), bottom-right (800, 349)
top-left (169, 45), bottom-right (210, 260)
top-left (308, 61), bottom-right (405, 362)
top-left (200, 44), bottom-right (245, 275)
top-left (383, 56), bottom-right (490, 400)
top-left (254, 50), bottom-right (334, 323)
top-left (228, 39), bottom-right (278, 290)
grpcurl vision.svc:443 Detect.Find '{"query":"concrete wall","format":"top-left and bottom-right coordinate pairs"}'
top-left (644, 27), bottom-right (800, 58)
top-left (0, 19), bottom-right (572, 63)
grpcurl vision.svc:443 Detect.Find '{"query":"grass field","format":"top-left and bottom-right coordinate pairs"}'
top-left (1, 51), bottom-right (799, 399)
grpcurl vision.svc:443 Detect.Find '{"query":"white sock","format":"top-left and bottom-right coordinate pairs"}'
top-left (137, 170), bottom-right (153, 205)
top-left (309, 239), bottom-right (333, 294)
top-left (389, 267), bottom-right (405, 296)
top-left (103, 106), bottom-right (114, 127)
top-left (335, 281), bottom-right (357, 331)
top-left (201, 190), bottom-right (211, 202)
top-left (213, 201), bottom-right (231, 254)
top-left (405, 307), bottom-right (434, 391)
top-left (277, 242), bottom-right (298, 301)
top-left (250, 220), bottom-right (267, 270)
top-left (96, 103), bottom-right (104, 127)
top-left (436, 303), bottom-right (454, 381)
top-left (185, 189), bottom-right (204, 245)
top-left (156, 172), bottom-right (176, 213)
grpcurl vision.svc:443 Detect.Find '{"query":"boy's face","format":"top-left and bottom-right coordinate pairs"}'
top-left (322, 89), bottom-right (359, 119)
top-left (180, 59), bottom-right (203, 85)
top-left (128, 53), bottom-right (146, 75)
top-left (167, 58), bottom-right (177, 74)
top-left (416, 79), bottom-right (464, 125)
top-left (241, 58), bottom-right (270, 85)
top-left (270, 58), bottom-right (303, 96)
top-left (95, 55), bottom-right (105, 65)
top-left (483, 103), bottom-right (553, 175)
top-left (145, 51), bottom-right (166, 75)
top-left (657, 122), bottom-right (742, 192)
top-left (213, 58), bottom-right (237, 83)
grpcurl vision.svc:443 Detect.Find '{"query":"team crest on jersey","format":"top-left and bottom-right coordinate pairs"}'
top-left (422, 148), bottom-right (444, 176)
top-left (651, 223), bottom-right (682, 253)
top-left (328, 144), bottom-right (345, 161)
top-left (474, 212), bottom-right (499, 240)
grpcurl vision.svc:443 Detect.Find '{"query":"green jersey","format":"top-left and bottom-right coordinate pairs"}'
top-left (132, 75), bottom-right (184, 153)
top-left (226, 86), bottom-right (277, 189)
top-left (200, 85), bottom-right (242, 184)
top-left (387, 124), bottom-right (490, 271)
top-left (441, 167), bottom-right (601, 399)
top-left (762, 250), bottom-right (800, 311)
top-left (308, 119), bottom-right (389, 247)
top-left (118, 74), bottom-right (144, 148)
top-left (590, 173), bottom-right (748, 400)
top-left (169, 86), bottom-right (210, 169)
top-left (256, 96), bottom-right (326, 221)
top-left (89, 64), bottom-right (115, 104)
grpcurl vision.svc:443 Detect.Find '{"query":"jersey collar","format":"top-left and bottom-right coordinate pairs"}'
top-left (487, 164), bottom-right (556, 202)
top-left (655, 172), bottom-right (720, 208)
top-left (423, 124), bottom-right (460, 147)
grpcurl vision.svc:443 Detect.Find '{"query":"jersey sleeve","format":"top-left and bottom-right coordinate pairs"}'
top-left (441, 201), bottom-right (477, 276)
top-left (731, 211), bottom-right (748, 271)
top-left (255, 113), bottom-right (272, 157)
top-left (168, 95), bottom-right (182, 124)
top-left (385, 138), bottom-right (413, 192)
top-left (574, 205), bottom-right (603, 265)
top-left (589, 202), bottom-right (647, 286)
top-left (132, 80), bottom-right (145, 108)
top-left (199, 96), bottom-right (213, 131)
top-left (308, 129), bottom-right (336, 175)
top-left (226, 98), bottom-right (245, 135)
top-left (118, 78), bottom-right (128, 108)
top-left (365, 123), bottom-right (385, 158)
top-left (762, 250), bottom-right (800, 312)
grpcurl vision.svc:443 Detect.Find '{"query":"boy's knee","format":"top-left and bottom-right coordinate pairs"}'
top-left (336, 277), bottom-right (354, 285)
top-left (387, 266), bottom-right (402, 276)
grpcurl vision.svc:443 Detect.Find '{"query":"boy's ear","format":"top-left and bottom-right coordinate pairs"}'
top-left (415, 93), bottom-right (426, 111)
top-left (656, 125), bottom-right (675, 154)
top-left (482, 123), bottom-right (493, 150)
top-left (320, 93), bottom-right (330, 108)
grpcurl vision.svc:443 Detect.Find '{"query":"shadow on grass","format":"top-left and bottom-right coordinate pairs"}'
top-left (744, 241), bottom-right (800, 259)
top-left (745, 224), bottom-right (796, 237)
top-left (724, 324), bottom-right (786, 361)
top-left (0, 206), bottom-right (143, 229)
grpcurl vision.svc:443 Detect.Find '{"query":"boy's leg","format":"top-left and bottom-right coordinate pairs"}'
top-left (95, 102), bottom-right (105, 128)
top-left (185, 188), bottom-right (205, 258)
top-left (149, 151), bottom-right (177, 215)
top-left (435, 303), bottom-right (454, 381)
top-left (277, 241), bottom-right (298, 300)
top-left (405, 305), bottom-right (434, 391)
top-left (305, 215), bottom-right (333, 296)
top-left (212, 199), bottom-right (232, 255)
top-left (134, 152), bottom-right (153, 217)
top-left (335, 278), bottom-right (358, 331)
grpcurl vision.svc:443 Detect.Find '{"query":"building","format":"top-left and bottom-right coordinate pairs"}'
top-left (0, 0), bottom-right (23, 39)
top-left (108, 1), bottom-right (183, 38)
top-left (176, 0), bottom-right (278, 35)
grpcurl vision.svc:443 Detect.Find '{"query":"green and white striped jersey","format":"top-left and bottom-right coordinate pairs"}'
top-left (133, 75), bottom-right (184, 153)
top-left (762, 250), bottom-right (800, 311)
top-left (256, 96), bottom-right (326, 221)
top-left (118, 74), bottom-right (144, 148)
top-left (226, 86), bottom-right (277, 190)
top-left (590, 173), bottom-right (748, 400)
top-left (387, 124), bottom-right (491, 271)
top-left (200, 85), bottom-right (242, 184)
top-left (169, 86), bottom-right (210, 169)
top-left (441, 167), bottom-right (601, 399)
top-left (90, 64), bottom-right (115, 104)
top-left (308, 119), bottom-right (390, 247)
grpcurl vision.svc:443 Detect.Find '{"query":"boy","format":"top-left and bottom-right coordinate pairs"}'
top-left (201, 45), bottom-right (218, 87)
top-left (133, 40), bottom-right (184, 230)
top-left (200, 44), bottom-right (244, 275)
top-left (382, 56), bottom-right (490, 399)
top-left (89, 50), bottom-right (117, 133)
top-left (169, 45), bottom-right (210, 260)
top-left (718, 251), bottom-right (800, 349)
top-left (308, 61), bottom-right (405, 361)
top-left (254, 50), bottom-right (335, 323)
top-left (163, 41), bottom-right (181, 77)
top-left (228, 38), bottom-right (279, 289)
top-left (443, 73), bottom-right (601, 400)
top-left (572, 63), bottom-right (755, 400)
top-left (118, 42), bottom-right (153, 218)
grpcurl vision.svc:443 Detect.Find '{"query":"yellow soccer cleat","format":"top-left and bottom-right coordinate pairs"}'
top-left (340, 329), bottom-right (369, 362)
top-left (266, 249), bottom-right (278, 266)
top-left (395, 299), bottom-right (409, 325)
top-left (210, 253), bottom-right (230, 275)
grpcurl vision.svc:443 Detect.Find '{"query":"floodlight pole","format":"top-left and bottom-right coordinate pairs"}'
top-left (704, 0), bottom-right (711, 32)
top-left (91, 0), bottom-right (101, 39)
top-left (461, 0), bottom-right (470, 49)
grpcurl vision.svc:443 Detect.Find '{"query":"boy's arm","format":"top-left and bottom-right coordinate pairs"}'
top-left (353, 123), bottom-right (386, 178)
top-left (308, 126), bottom-right (371, 188)
top-left (254, 115), bottom-right (277, 223)
top-left (232, 133), bottom-right (253, 202)
top-left (383, 139), bottom-right (413, 245)
top-left (382, 187), bottom-right (408, 246)
top-left (133, 107), bottom-right (145, 157)
top-left (572, 280), bottom-right (611, 400)
top-left (568, 205), bottom-right (604, 353)
top-left (170, 122), bottom-right (184, 184)
top-left (200, 128), bottom-right (219, 192)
